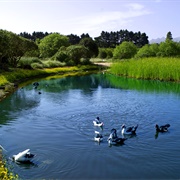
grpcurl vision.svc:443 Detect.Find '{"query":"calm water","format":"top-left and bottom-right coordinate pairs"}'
top-left (0, 73), bottom-right (180, 179)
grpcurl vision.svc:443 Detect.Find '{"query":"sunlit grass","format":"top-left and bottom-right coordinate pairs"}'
top-left (0, 65), bottom-right (99, 86)
top-left (110, 57), bottom-right (180, 81)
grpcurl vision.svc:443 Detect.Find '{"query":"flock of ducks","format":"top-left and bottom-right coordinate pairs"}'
top-left (11, 117), bottom-right (170, 163)
top-left (93, 117), bottom-right (171, 145)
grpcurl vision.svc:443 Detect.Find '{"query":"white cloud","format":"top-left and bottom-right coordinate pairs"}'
top-left (60, 3), bottom-right (152, 36)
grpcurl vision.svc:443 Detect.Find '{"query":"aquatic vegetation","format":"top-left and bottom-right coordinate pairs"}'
top-left (110, 57), bottom-right (180, 82)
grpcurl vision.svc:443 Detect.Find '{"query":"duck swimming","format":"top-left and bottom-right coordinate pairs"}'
top-left (155, 124), bottom-right (170, 132)
top-left (121, 124), bottom-right (138, 135)
top-left (12, 149), bottom-right (35, 162)
top-left (94, 131), bottom-right (103, 142)
top-left (108, 128), bottom-right (127, 145)
top-left (93, 117), bottom-right (104, 127)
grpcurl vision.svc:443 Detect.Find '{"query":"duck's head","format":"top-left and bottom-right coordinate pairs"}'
top-left (12, 155), bottom-right (15, 161)
top-left (121, 124), bottom-right (126, 129)
top-left (96, 117), bottom-right (99, 120)
top-left (155, 124), bottom-right (160, 130)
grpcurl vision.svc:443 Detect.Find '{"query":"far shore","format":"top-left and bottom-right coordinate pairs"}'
top-left (0, 64), bottom-right (106, 102)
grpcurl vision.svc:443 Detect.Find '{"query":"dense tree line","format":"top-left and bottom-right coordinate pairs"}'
top-left (1, 29), bottom-right (180, 71)
top-left (19, 30), bottom-right (148, 48)
top-left (19, 31), bottom-right (50, 41)
top-left (94, 30), bottom-right (149, 48)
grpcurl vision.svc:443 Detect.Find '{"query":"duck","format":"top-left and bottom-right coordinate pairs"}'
top-left (33, 82), bottom-right (39, 86)
top-left (33, 82), bottom-right (39, 89)
top-left (12, 149), bottom-right (35, 162)
top-left (121, 124), bottom-right (138, 135)
top-left (107, 128), bottom-right (127, 145)
top-left (155, 124), bottom-right (170, 132)
top-left (93, 117), bottom-right (104, 127)
top-left (94, 131), bottom-right (103, 142)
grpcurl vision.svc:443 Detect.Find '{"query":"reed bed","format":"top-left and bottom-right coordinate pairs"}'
top-left (110, 57), bottom-right (180, 81)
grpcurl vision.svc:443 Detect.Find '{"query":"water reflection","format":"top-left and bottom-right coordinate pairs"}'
top-left (0, 73), bottom-right (180, 179)
top-left (105, 73), bottom-right (180, 94)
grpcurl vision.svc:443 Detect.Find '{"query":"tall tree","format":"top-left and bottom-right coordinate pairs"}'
top-left (79, 37), bottom-right (99, 57)
top-left (166, 31), bottom-right (173, 41)
top-left (0, 29), bottom-right (38, 68)
top-left (38, 33), bottom-right (69, 58)
top-left (67, 34), bottom-right (81, 45)
top-left (95, 30), bottom-right (149, 48)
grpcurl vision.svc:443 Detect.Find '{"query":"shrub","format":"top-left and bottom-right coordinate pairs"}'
top-left (80, 58), bottom-right (91, 65)
top-left (98, 49), bottom-right (107, 59)
top-left (42, 60), bottom-right (65, 68)
top-left (31, 62), bottom-right (44, 69)
top-left (113, 41), bottom-right (137, 59)
top-left (18, 57), bottom-right (42, 69)
top-left (52, 50), bottom-right (69, 62)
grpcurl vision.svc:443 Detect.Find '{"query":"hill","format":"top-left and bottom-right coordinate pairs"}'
top-left (150, 37), bottom-right (180, 44)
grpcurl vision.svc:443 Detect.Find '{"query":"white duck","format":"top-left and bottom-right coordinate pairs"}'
top-left (12, 149), bottom-right (35, 162)
top-left (94, 131), bottom-right (103, 142)
top-left (93, 117), bottom-right (104, 127)
top-left (121, 124), bottom-right (138, 135)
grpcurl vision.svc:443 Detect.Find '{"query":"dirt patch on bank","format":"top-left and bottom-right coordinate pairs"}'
top-left (94, 62), bottom-right (112, 67)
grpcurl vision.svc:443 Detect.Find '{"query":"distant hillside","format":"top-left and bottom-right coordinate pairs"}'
top-left (149, 37), bottom-right (180, 44)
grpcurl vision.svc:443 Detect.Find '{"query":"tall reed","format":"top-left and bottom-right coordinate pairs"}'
top-left (110, 57), bottom-right (180, 81)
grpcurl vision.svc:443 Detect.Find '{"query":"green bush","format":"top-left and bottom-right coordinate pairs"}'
top-left (52, 50), bottom-right (69, 62)
top-left (98, 49), bottom-right (107, 59)
top-left (113, 41), bottom-right (137, 59)
top-left (80, 58), bottom-right (91, 65)
top-left (31, 62), bottom-right (44, 69)
top-left (18, 57), bottom-right (42, 69)
top-left (42, 60), bottom-right (65, 68)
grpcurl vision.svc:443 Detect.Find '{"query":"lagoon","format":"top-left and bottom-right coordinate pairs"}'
top-left (0, 73), bottom-right (180, 179)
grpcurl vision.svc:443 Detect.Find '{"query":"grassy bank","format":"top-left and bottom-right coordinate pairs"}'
top-left (110, 57), bottom-right (180, 82)
top-left (0, 64), bottom-right (101, 101)
top-left (0, 65), bottom-right (101, 86)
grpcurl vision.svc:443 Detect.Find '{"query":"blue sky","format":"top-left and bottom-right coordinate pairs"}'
top-left (0, 0), bottom-right (179, 40)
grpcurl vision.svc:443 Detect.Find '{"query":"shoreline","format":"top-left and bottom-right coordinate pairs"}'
top-left (0, 64), bottom-right (107, 102)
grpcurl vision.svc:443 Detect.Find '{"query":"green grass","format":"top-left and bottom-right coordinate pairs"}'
top-left (110, 57), bottom-right (180, 82)
top-left (0, 65), bottom-right (99, 86)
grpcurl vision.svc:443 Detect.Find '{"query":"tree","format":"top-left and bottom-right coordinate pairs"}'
top-left (113, 41), bottom-right (137, 59)
top-left (166, 31), bottom-right (173, 41)
top-left (98, 48), bottom-right (107, 59)
top-left (0, 29), bottom-right (10, 69)
top-left (158, 40), bottom-right (180, 57)
top-left (0, 29), bottom-right (38, 68)
top-left (80, 33), bottom-right (90, 39)
top-left (79, 37), bottom-right (99, 58)
top-left (52, 47), bottom-right (69, 63)
top-left (135, 43), bottom-right (159, 58)
top-left (66, 45), bottom-right (89, 65)
top-left (94, 30), bottom-right (149, 48)
top-left (19, 31), bottom-right (50, 41)
top-left (67, 34), bottom-right (81, 45)
top-left (38, 33), bottom-right (69, 58)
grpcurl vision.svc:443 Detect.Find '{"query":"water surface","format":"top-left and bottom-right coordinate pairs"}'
top-left (0, 73), bottom-right (180, 179)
